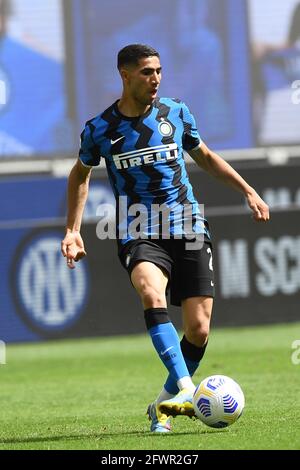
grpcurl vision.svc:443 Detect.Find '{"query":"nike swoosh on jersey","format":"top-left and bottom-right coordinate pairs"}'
top-left (111, 136), bottom-right (125, 145)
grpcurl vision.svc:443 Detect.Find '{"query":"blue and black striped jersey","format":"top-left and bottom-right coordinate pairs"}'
top-left (79, 97), bottom-right (210, 245)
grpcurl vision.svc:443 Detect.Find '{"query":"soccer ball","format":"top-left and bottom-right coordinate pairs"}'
top-left (193, 375), bottom-right (245, 428)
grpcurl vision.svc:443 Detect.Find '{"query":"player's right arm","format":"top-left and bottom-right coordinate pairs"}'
top-left (61, 159), bottom-right (92, 269)
top-left (62, 119), bottom-right (101, 268)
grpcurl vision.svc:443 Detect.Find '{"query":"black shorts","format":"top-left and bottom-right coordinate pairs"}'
top-left (118, 237), bottom-right (215, 306)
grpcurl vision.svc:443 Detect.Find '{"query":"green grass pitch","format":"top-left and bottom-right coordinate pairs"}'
top-left (0, 322), bottom-right (299, 450)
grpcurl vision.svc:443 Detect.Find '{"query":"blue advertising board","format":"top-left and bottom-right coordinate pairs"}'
top-left (0, 175), bottom-right (114, 342)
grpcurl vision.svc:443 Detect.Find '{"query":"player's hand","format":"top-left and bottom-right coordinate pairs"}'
top-left (246, 190), bottom-right (270, 222)
top-left (61, 231), bottom-right (86, 269)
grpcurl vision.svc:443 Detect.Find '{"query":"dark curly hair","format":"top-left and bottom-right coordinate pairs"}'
top-left (117, 44), bottom-right (159, 70)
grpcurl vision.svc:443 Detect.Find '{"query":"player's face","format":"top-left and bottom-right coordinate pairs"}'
top-left (126, 56), bottom-right (162, 105)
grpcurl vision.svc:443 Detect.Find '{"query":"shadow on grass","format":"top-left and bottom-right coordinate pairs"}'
top-left (0, 428), bottom-right (226, 445)
top-left (150, 429), bottom-right (227, 438)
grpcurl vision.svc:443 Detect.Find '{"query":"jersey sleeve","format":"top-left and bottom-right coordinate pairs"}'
top-left (181, 102), bottom-right (201, 151)
top-left (79, 122), bottom-right (102, 167)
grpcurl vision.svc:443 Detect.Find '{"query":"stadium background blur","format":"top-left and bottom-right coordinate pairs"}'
top-left (1, 0), bottom-right (299, 343)
top-left (0, 0), bottom-right (299, 451)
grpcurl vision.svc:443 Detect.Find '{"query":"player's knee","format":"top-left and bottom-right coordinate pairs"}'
top-left (138, 283), bottom-right (166, 308)
top-left (186, 323), bottom-right (210, 347)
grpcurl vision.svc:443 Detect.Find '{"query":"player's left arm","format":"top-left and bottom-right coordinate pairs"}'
top-left (188, 141), bottom-right (270, 222)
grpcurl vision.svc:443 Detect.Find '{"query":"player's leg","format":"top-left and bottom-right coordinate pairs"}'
top-left (181, 295), bottom-right (213, 376)
top-left (165, 296), bottom-right (213, 391)
top-left (131, 261), bottom-right (194, 390)
top-left (131, 261), bottom-right (195, 431)
top-left (159, 297), bottom-right (213, 418)
top-left (159, 240), bottom-right (214, 417)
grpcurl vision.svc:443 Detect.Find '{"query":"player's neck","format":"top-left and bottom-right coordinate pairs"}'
top-left (118, 96), bottom-right (151, 118)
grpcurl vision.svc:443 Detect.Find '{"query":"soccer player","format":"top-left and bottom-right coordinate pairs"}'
top-left (61, 44), bottom-right (269, 433)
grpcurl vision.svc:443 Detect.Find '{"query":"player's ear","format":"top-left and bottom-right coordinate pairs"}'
top-left (119, 67), bottom-right (130, 84)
